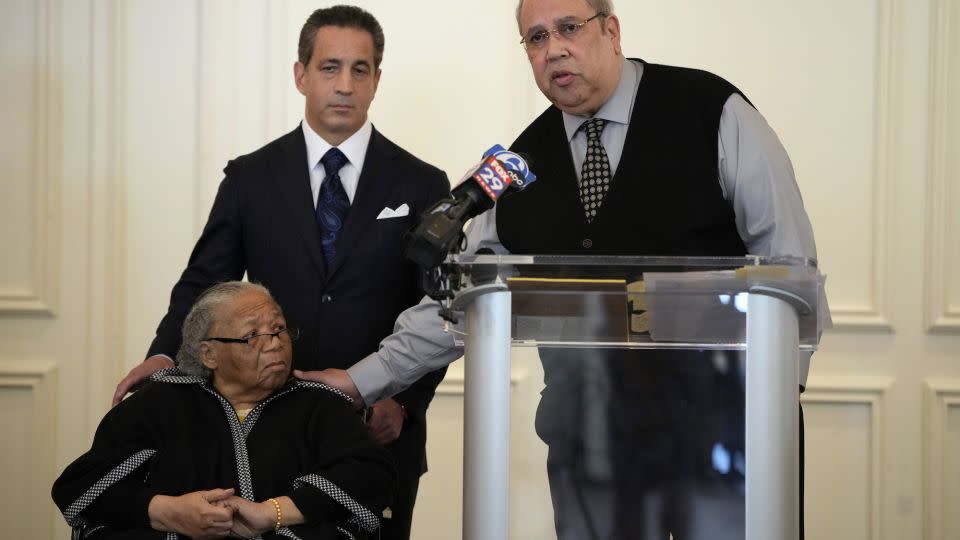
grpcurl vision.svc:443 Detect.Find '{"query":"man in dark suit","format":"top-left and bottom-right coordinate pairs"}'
top-left (111, 6), bottom-right (449, 540)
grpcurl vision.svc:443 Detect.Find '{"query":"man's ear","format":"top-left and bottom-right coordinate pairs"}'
top-left (604, 14), bottom-right (622, 55)
top-left (294, 61), bottom-right (307, 96)
top-left (200, 342), bottom-right (218, 371)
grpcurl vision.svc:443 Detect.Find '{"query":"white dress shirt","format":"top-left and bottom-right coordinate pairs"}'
top-left (302, 118), bottom-right (373, 205)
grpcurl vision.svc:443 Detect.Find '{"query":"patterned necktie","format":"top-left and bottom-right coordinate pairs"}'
top-left (316, 147), bottom-right (350, 264)
top-left (578, 118), bottom-right (611, 223)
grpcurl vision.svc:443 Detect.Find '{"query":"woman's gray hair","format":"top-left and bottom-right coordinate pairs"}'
top-left (176, 281), bottom-right (274, 379)
top-left (515, 0), bottom-right (615, 33)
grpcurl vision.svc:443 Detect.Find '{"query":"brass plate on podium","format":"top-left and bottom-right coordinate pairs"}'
top-left (506, 277), bottom-right (630, 342)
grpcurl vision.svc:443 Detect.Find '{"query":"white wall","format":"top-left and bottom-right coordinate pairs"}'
top-left (1, 0), bottom-right (958, 538)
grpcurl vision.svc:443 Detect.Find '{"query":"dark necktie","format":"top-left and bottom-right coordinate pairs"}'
top-left (578, 118), bottom-right (611, 223)
top-left (316, 147), bottom-right (350, 264)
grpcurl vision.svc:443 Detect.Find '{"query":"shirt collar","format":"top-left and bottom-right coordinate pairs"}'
top-left (301, 118), bottom-right (373, 173)
top-left (562, 56), bottom-right (640, 142)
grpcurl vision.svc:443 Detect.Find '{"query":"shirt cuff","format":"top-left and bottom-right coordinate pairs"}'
top-left (347, 354), bottom-right (391, 405)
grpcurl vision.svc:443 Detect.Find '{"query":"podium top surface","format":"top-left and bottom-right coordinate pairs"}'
top-left (442, 254), bottom-right (826, 350)
top-left (448, 254), bottom-right (818, 269)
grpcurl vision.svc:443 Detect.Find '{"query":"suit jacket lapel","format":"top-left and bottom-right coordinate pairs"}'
top-left (327, 128), bottom-right (397, 278)
top-left (272, 126), bottom-right (327, 278)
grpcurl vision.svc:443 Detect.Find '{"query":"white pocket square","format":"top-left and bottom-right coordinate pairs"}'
top-left (376, 203), bottom-right (409, 220)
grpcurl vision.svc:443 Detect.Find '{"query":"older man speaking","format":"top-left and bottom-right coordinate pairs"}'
top-left (315, 0), bottom-right (824, 538)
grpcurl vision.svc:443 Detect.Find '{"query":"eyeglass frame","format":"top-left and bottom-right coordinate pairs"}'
top-left (519, 11), bottom-right (608, 50)
top-left (201, 326), bottom-right (300, 346)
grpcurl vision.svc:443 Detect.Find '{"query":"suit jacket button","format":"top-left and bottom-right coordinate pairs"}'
top-left (582, 238), bottom-right (593, 249)
top-left (321, 294), bottom-right (333, 303)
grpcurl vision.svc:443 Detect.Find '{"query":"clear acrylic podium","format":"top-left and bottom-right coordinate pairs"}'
top-left (441, 254), bottom-right (824, 540)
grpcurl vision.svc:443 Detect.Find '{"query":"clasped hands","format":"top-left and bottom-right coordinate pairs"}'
top-left (149, 489), bottom-right (298, 539)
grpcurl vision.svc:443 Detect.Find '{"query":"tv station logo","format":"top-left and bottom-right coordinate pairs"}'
top-left (471, 155), bottom-right (514, 200)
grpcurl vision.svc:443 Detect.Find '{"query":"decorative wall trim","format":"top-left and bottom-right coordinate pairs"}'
top-left (828, 0), bottom-right (897, 331)
top-left (923, 379), bottom-right (960, 540)
top-left (195, 0), bottom-right (223, 234)
top-left (265, 0), bottom-right (291, 139)
top-left (0, 359), bottom-right (58, 389)
top-left (196, 0), bottom-right (275, 232)
top-left (924, 0), bottom-right (960, 334)
top-left (827, 311), bottom-right (893, 332)
top-left (80, 0), bottom-right (127, 432)
top-left (801, 375), bottom-right (892, 540)
top-left (0, 0), bottom-right (60, 316)
top-left (0, 359), bottom-right (59, 537)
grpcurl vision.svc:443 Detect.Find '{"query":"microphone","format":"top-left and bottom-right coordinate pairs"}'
top-left (483, 144), bottom-right (536, 190)
top-left (403, 146), bottom-right (536, 269)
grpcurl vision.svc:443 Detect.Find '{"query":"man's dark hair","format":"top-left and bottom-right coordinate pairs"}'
top-left (298, 5), bottom-right (385, 69)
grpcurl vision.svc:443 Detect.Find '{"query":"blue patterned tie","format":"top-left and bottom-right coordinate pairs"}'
top-left (316, 148), bottom-right (350, 264)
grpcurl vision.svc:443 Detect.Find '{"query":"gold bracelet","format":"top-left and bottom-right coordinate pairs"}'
top-left (268, 497), bottom-right (282, 531)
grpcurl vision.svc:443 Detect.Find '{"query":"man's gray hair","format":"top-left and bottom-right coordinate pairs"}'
top-left (176, 281), bottom-right (274, 379)
top-left (515, 0), bottom-right (615, 33)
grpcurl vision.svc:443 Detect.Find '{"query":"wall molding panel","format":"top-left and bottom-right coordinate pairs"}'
top-left (827, 0), bottom-right (897, 332)
top-left (265, 0), bottom-right (292, 139)
top-left (0, 360), bottom-right (59, 540)
top-left (196, 0), bottom-right (275, 233)
top-left (923, 379), bottom-right (960, 540)
top-left (0, 0), bottom-right (60, 316)
top-left (924, 0), bottom-right (960, 334)
top-left (802, 375), bottom-right (892, 540)
top-left (80, 0), bottom-right (128, 433)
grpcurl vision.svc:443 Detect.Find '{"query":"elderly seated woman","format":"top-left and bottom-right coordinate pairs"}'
top-left (52, 281), bottom-right (395, 539)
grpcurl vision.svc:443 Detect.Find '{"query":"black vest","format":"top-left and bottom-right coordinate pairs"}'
top-left (498, 60), bottom-right (748, 257)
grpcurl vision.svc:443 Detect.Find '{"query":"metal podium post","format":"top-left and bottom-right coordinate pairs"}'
top-left (746, 287), bottom-right (807, 540)
top-left (462, 290), bottom-right (512, 540)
